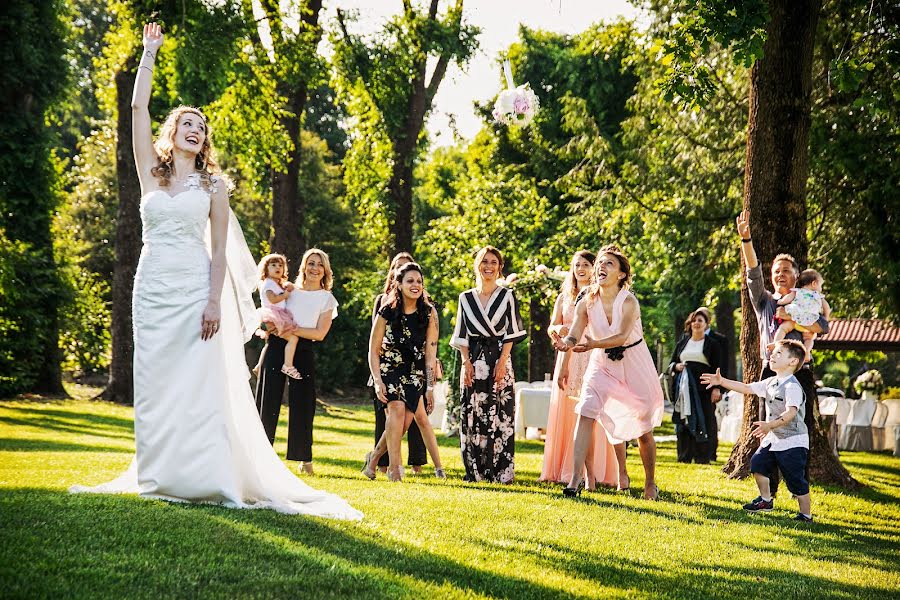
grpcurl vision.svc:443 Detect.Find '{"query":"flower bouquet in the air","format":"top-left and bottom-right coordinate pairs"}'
top-left (493, 59), bottom-right (539, 127)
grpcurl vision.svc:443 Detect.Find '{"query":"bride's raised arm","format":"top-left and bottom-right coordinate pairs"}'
top-left (132, 23), bottom-right (163, 191)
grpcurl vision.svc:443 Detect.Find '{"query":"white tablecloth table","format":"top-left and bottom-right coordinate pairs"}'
top-left (515, 384), bottom-right (552, 439)
top-left (718, 391), bottom-right (745, 444)
top-left (430, 381), bottom-right (448, 430)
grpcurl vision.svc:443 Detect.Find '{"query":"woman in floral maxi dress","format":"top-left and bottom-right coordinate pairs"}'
top-left (451, 246), bottom-right (527, 483)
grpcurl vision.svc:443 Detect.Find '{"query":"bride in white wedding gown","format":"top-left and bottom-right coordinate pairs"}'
top-left (71, 23), bottom-right (361, 520)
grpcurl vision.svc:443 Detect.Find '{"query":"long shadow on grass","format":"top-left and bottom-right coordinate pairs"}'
top-left (0, 407), bottom-right (135, 440)
top-left (0, 488), bottom-right (576, 599)
top-left (0, 438), bottom-right (128, 453)
top-left (500, 539), bottom-right (897, 599)
top-left (666, 494), bottom-right (900, 572)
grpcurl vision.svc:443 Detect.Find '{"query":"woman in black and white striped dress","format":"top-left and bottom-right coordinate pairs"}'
top-left (450, 246), bottom-right (526, 483)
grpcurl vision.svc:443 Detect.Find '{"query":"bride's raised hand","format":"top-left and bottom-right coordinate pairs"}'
top-left (142, 22), bottom-right (164, 54)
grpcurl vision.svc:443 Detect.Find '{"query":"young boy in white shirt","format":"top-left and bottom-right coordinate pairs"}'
top-left (701, 339), bottom-right (813, 522)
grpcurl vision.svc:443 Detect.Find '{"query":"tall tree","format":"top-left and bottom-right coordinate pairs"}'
top-left (99, 1), bottom-right (160, 404)
top-left (208, 0), bottom-right (325, 274)
top-left (0, 0), bottom-right (69, 396)
top-left (806, 0), bottom-right (900, 319)
top-left (257, 0), bottom-right (323, 272)
top-left (657, 0), bottom-right (856, 486)
top-left (334, 0), bottom-right (478, 255)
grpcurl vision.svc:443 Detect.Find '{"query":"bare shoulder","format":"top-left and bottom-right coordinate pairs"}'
top-left (575, 297), bottom-right (589, 314)
top-left (622, 293), bottom-right (640, 314)
top-left (209, 176), bottom-right (230, 208)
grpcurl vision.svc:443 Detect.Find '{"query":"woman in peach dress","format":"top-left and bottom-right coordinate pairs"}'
top-left (556, 245), bottom-right (664, 499)
top-left (540, 251), bottom-right (618, 488)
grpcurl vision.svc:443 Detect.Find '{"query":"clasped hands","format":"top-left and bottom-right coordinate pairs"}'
top-left (462, 358), bottom-right (508, 387)
top-left (552, 335), bottom-right (595, 353)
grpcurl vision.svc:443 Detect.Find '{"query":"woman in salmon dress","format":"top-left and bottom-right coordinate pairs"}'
top-left (555, 245), bottom-right (664, 499)
top-left (540, 251), bottom-right (618, 488)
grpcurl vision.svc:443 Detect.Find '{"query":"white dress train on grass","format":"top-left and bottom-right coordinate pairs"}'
top-left (71, 182), bottom-right (362, 520)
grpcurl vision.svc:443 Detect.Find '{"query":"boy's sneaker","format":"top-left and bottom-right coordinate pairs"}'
top-left (743, 496), bottom-right (774, 513)
top-left (793, 513), bottom-right (814, 523)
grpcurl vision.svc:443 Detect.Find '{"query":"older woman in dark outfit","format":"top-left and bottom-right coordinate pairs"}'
top-left (668, 309), bottom-right (724, 464)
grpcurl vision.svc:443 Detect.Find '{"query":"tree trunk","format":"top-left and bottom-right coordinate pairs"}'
top-left (30, 274), bottom-right (65, 395)
top-left (268, 0), bottom-right (322, 275)
top-left (389, 155), bottom-right (415, 255)
top-left (724, 0), bottom-right (857, 488)
top-left (715, 294), bottom-right (737, 379)
top-left (527, 298), bottom-right (553, 382)
top-left (271, 97), bottom-right (306, 273)
top-left (103, 58), bottom-right (141, 405)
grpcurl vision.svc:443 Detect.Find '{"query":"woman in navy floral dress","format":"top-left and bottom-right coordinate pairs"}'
top-left (363, 263), bottom-right (445, 481)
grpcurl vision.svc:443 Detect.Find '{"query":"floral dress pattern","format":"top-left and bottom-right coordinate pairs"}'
top-left (450, 287), bottom-right (527, 483)
top-left (377, 304), bottom-right (429, 413)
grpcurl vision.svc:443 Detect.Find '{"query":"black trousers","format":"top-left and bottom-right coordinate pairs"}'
top-left (255, 336), bottom-right (316, 462)
top-left (372, 388), bottom-right (427, 467)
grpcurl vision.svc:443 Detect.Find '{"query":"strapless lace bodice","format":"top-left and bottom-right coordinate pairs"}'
top-left (134, 187), bottom-right (212, 308)
top-left (140, 188), bottom-right (210, 248)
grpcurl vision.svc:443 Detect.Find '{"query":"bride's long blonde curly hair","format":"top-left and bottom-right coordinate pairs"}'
top-left (151, 106), bottom-right (220, 189)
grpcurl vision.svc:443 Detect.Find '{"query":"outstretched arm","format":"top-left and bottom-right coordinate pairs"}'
top-left (132, 23), bottom-right (163, 192)
top-left (554, 299), bottom-right (589, 351)
top-left (699, 368), bottom-right (754, 396)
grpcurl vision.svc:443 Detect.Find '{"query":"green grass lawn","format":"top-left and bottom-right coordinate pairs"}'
top-left (1, 384), bottom-right (898, 599)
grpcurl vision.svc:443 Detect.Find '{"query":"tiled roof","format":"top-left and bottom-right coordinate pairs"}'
top-left (816, 319), bottom-right (900, 350)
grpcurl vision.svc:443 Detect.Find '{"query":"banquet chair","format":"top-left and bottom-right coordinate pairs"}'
top-left (838, 397), bottom-right (877, 451)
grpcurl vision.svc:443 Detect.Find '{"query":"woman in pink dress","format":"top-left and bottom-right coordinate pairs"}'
top-left (540, 251), bottom-right (618, 488)
top-left (555, 245), bottom-right (664, 499)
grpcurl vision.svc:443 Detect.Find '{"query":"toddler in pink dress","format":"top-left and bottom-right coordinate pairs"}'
top-left (256, 254), bottom-right (302, 379)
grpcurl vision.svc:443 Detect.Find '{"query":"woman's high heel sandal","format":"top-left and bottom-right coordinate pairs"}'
top-left (361, 451), bottom-right (376, 480)
top-left (387, 466), bottom-right (402, 482)
top-left (434, 467), bottom-right (446, 479)
top-left (563, 481), bottom-right (585, 498)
